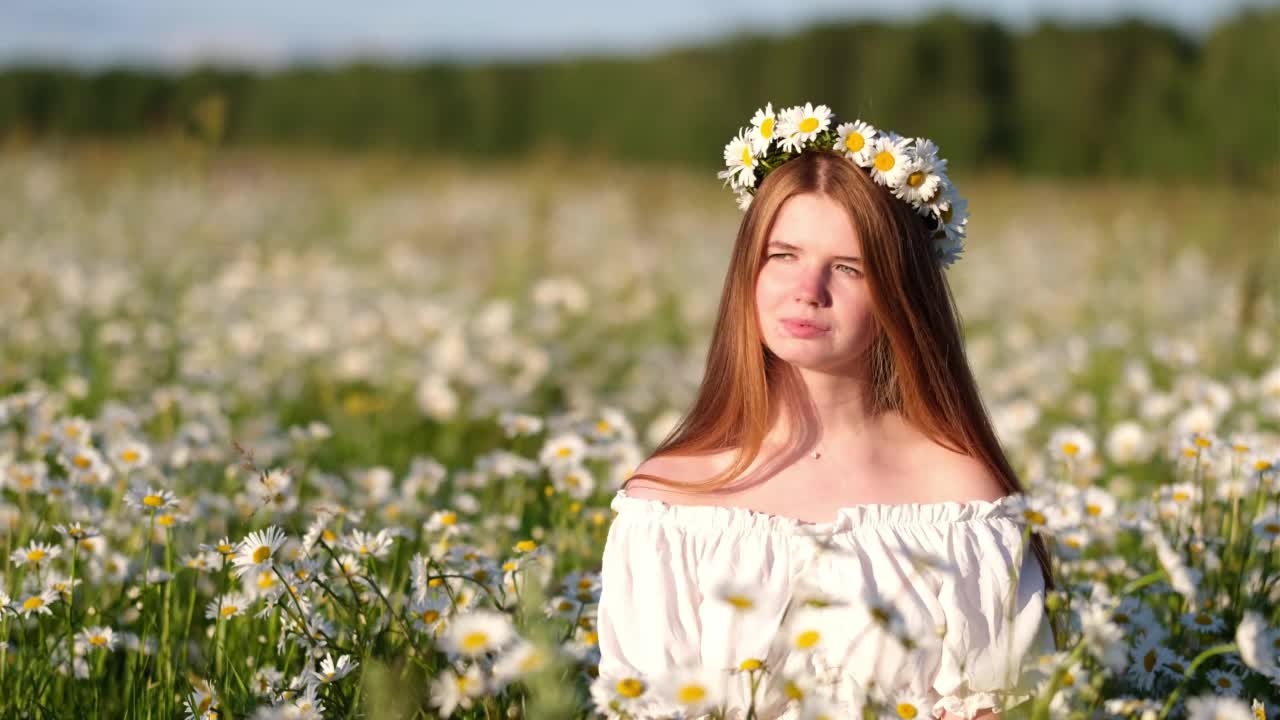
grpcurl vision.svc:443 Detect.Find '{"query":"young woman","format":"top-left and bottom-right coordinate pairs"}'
top-left (592, 103), bottom-right (1058, 719)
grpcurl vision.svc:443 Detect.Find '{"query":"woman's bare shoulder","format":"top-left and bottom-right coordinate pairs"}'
top-left (622, 452), bottom-right (731, 506)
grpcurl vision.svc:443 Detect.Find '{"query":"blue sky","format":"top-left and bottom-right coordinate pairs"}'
top-left (1, 0), bottom-right (1272, 68)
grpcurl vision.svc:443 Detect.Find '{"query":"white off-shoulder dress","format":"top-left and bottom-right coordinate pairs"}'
top-left (595, 488), bottom-right (1057, 720)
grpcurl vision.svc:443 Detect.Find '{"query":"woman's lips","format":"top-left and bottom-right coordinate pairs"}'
top-left (781, 319), bottom-right (829, 338)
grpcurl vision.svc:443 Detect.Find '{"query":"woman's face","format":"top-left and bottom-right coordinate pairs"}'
top-left (754, 192), bottom-right (878, 373)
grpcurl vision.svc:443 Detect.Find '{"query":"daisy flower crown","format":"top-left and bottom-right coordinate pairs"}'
top-left (718, 101), bottom-right (968, 269)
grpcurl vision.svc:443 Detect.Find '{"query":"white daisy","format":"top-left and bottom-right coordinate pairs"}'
top-left (776, 102), bottom-right (833, 154)
top-left (110, 440), bottom-right (151, 471)
top-left (492, 638), bottom-right (553, 686)
top-left (653, 663), bottom-right (726, 716)
top-left (1049, 426), bottom-right (1096, 463)
top-left (867, 132), bottom-right (911, 188)
top-left (314, 653), bottom-right (357, 683)
top-left (719, 128), bottom-right (760, 189)
top-left (205, 593), bottom-right (250, 620)
top-left (10, 541), bottom-right (61, 567)
top-left (18, 589), bottom-right (58, 617)
top-left (747, 102), bottom-right (777, 153)
top-left (893, 144), bottom-right (946, 207)
top-left (835, 120), bottom-right (878, 167)
top-left (429, 664), bottom-right (486, 717)
top-left (440, 609), bottom-right (516, 657)
top-left (1236, 611), bottom-right (1275, 673)
top-left (1185, 695), bottom-right (1253, 720)
top-left (231, 526), bottom-right (288, 578)
top-left (342, 528), bottom-right (394, 560)
top-left (77, 626), bottom-right (117, 651)
top-left (124, 486), bottom-right (179, 514)
top-left (735, 188), bottom-right (753, 211)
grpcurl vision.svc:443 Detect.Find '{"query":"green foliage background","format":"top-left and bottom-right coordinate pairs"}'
top-left (0, 9), bottom-right (1277, 182)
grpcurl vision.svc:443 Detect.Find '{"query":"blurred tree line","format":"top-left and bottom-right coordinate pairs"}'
top-left (0, 8), bottom-right (1275, 182)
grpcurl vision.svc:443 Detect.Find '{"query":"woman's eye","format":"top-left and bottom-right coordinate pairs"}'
top-left (767, 253), bottom-right (793, 260)
top-left (836, 264), bottom-right (861, 276)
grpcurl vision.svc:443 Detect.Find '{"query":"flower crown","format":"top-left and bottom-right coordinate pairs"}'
top-left (717, 101), bottom-right (968, 268)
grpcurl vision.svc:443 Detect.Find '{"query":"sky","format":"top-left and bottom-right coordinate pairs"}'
top-left (1, 0), bottom-right (1273, 69)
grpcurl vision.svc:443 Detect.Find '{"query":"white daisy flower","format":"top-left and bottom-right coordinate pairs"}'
top-left (835, 120), bottom-right (878, 167)
top-left (1185, 695), bottom-right (1252, 720)
top-left (1236, 611), bottom-right (1275, 673)
top-left (1049, 426), bottom-right (1096, 463)
top-left (231, 526), bottom-right (288, 578)
top-left (1204, 668), bottom-right (1244, 696)
top-left (867, 132), bottom-right (911, 188)
top-left (315, 653), bottom-right (357, 683)
top-left (205, 592), bottom-right (250, 620)
top-left (124, 486), bottom-right (179, 514)
top-left (747, 102), bottom-right (777, 153)
top-left (939, 195), bottom-right (968, 240)
top-left (893, 144), bottom-right (946, 207)
top-left (440, 609), bottom-right (516, 657)
top-left (77, 626), bottom-right (117, 651)
top-left (653, 663), bottom-right (726, 716)
top-left (10, 541), bottom-right (61, 567)
top-left (110, 440), bottom-right (151, 471)
top-left (492, 638), bottom-right (553, 686)
top-left (776, 102), bottom-right (833, 153)
top-left (735, 188), bottom-right (753, 211)
top-left (18, 589), bottom-right (59, 617)
top-left (342, 528), bottom-right (394, 560)
top-left (429, 664), bottom-right (486, 717)
top-left (538, 432), bottom-right (588, 468)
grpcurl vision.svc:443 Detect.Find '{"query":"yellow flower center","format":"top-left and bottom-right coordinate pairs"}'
top-left (143, 494), bottom-right (164, 507)
top-left (422, 610), bottom-right (440, 624)
top-left (907, 171), bottom-right (926, 188)
top-left (739, 658), bottom-right (763, 671)
top-left (874, 151), bottom-right (895, 172)
top-left (798, 117), bottom-right (819, 133)
top-left (1193, 613), bottom-right (1213, 626)
top-left (26, 549), bottom-right (46, 562)
top-left (221, 605), bottom-right (239, 617)
top-left (760, 117), bottom-right (774, 139)
top-left (89, 635), bottom-right (108, 646)
top-left (23, 597), bottom-right (44, 610)
top-left (1216, 677), bottom-right (1232, 688)
top-left (252, 546), bottom-right (272, 563)
top-left (1086, 504), bottom-right (1101, 516)
top-left (1194, 436), bottom-right (1212, 448)
top-left (1172, 491), bottom-right (1191, 502)
top-left (461, 631), bottom-right (490, 652)
top-left (795, 630), bottom-right (820, 649)
top-left (217, 543), bottom-right (233, 554)
top-left (726, 594), bottom-right (754, 610)
top-left (1143, 649), bottom-right (1157, 671)
top-left (73, 454), bottom-right (91, 468)
top-left (121, 449), bottom-right (141, 462)
top-left (556, 447), bottom-right (572, 457)
top-left (1061, 442), bottom-right (1079, 456)
top-left (1265, 523), bottom-right (1280, 534)
top-left (514, 540), bottom-right (537, 553)
top-left (740, 145), bottom-right (752, 165)
top-left (897, 704), bottom-right (919, 719)
top-left (676, 683), bottom-right (707, 704)
top-left (785, 681), bottom-right (804, 699)
top-left (1062, 672), bottom-right (1075, 686)
top-left (157, 514), bottom-right (175, 527)
top-left (439, 512), bottom-right (457, 526)
top-left (1023, 510), bottom-right (1047, 525)
top-left (844, 132), bottom-right (865, 152)
top-left (616, 677), bottom-right (645, 698)
top-left (322, 529), bottom-right (337, 542)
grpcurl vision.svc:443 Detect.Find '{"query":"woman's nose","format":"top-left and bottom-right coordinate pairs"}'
top-left (792, 267), bottom-right (828, 304)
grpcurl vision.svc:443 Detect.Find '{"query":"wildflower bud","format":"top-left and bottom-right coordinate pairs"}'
top-left (1045, 592), bottom-right (1065, 612)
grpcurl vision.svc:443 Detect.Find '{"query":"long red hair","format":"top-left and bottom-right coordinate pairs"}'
top-left (623, 149), bottom-right (1055, 591)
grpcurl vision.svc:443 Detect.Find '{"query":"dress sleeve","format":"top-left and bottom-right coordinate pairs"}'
top-left (930, 518), bottom-right (1057, 719)
top-left (595, 503), bottom-right (706, 708)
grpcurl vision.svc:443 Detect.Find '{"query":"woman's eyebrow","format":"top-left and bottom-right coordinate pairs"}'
top-left (767, 240), bottom-right (860, 263)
